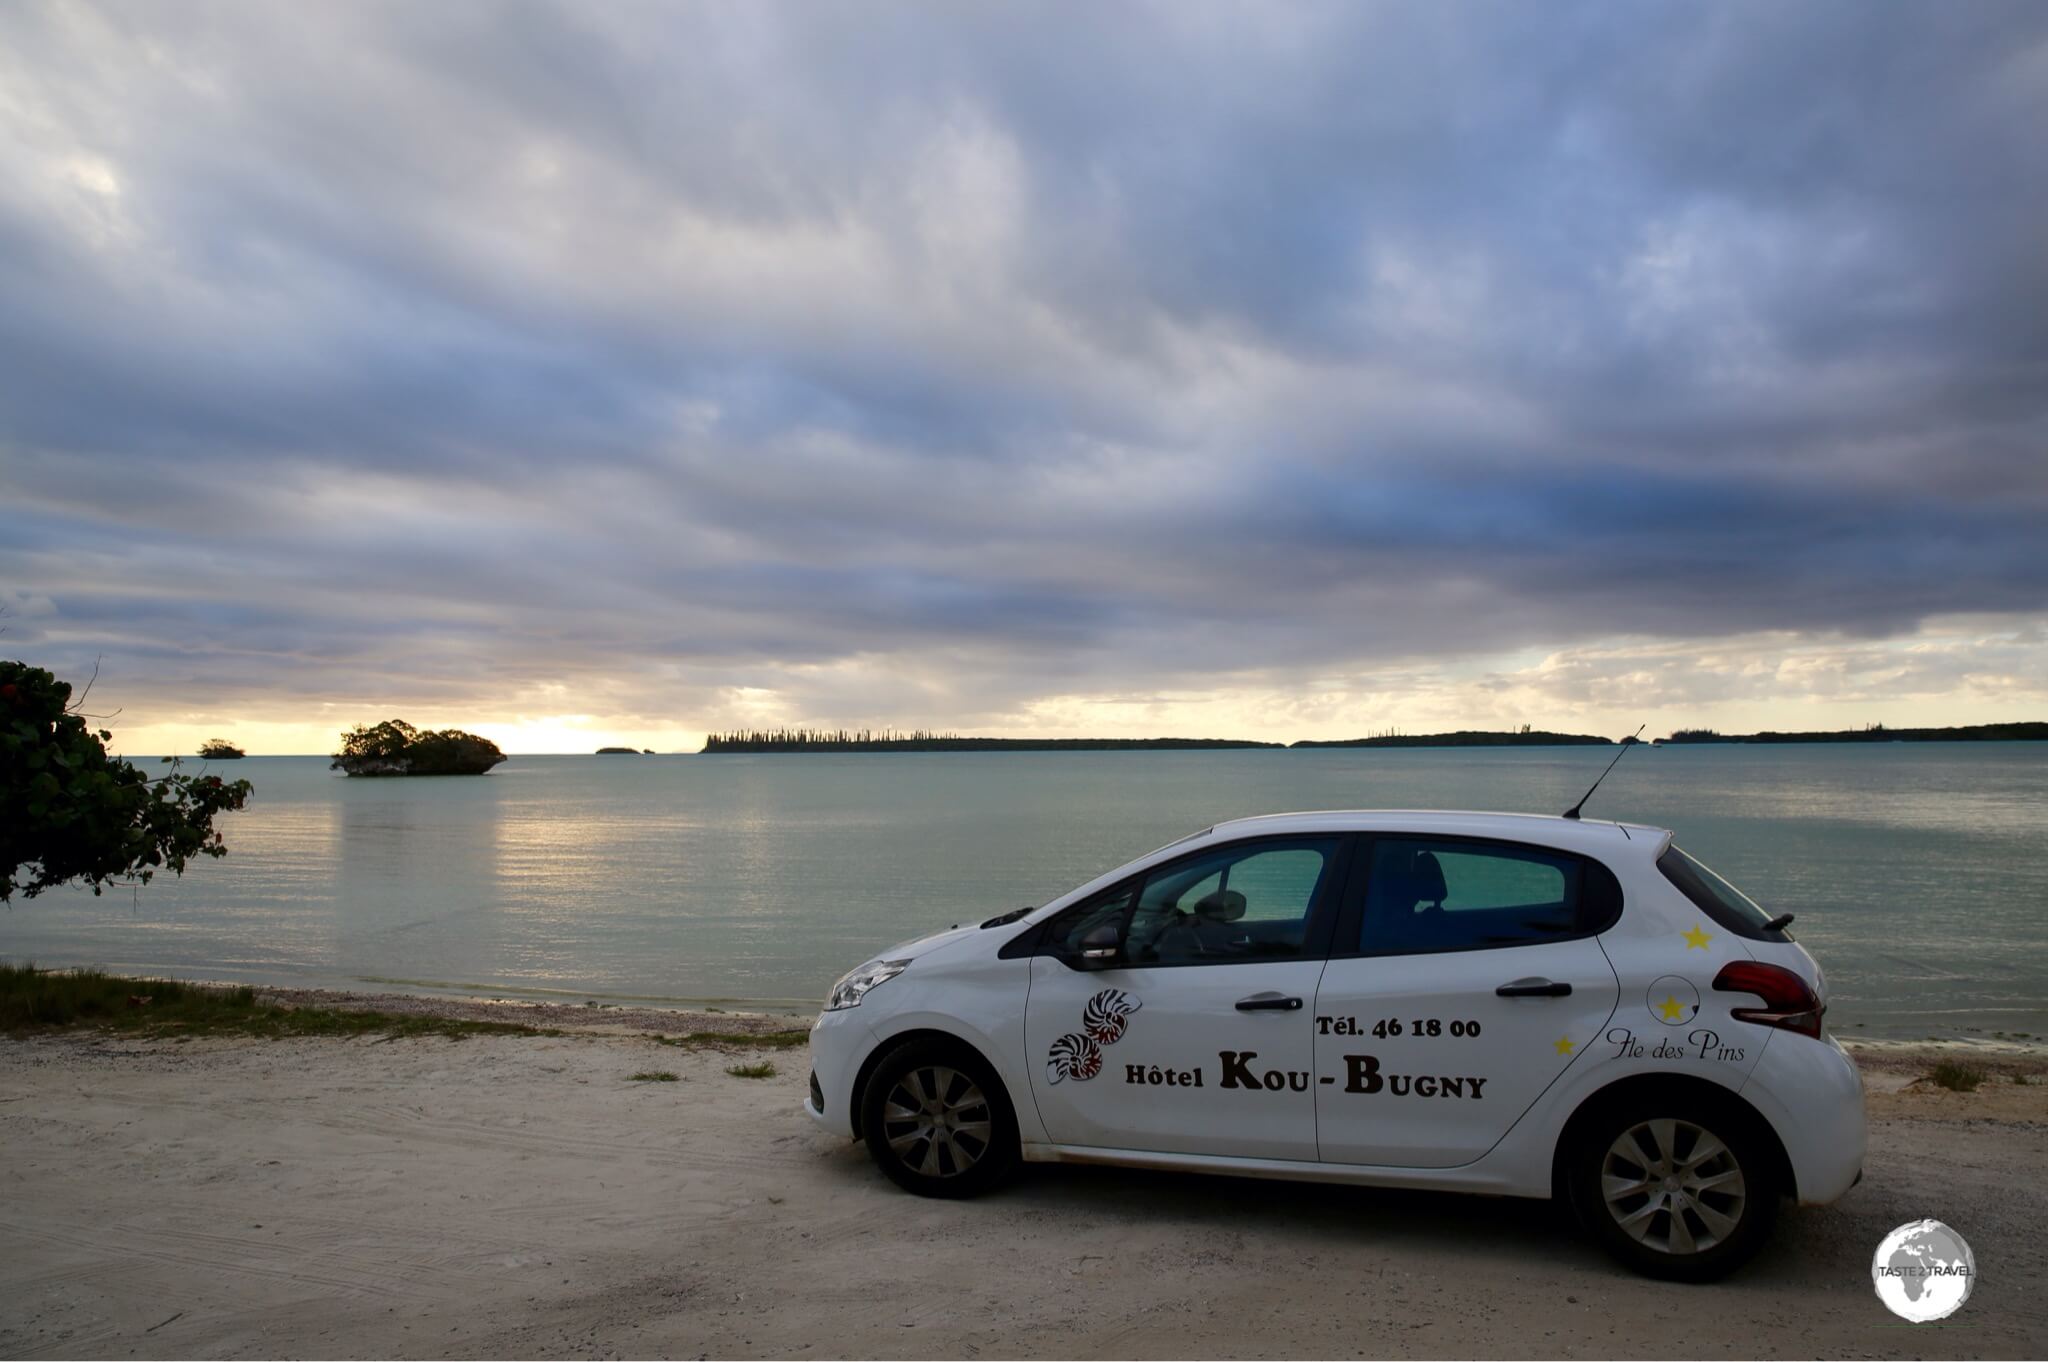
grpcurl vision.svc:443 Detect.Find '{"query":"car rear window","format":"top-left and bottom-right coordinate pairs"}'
top-left (1657, 846), bottom-right (1792, 941)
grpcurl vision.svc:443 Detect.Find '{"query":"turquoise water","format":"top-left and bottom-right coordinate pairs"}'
top-left (4, 746), bottom-right (2044, 1040)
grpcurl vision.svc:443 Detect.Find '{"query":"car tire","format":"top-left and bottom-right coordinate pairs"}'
top-left (1567, 1094), bottom-right (1779, 1281)
top-left (860, 1036), bottom-right (1019, 1199)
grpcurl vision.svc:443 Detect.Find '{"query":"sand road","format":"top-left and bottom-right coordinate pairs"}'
top-left (3, 1031), bottom-right (2044, 1359)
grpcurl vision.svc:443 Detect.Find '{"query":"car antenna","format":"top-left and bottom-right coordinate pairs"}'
top-left (1562, 724), bottom-right (1645, 821)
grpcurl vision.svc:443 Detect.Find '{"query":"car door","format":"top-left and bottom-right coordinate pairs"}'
top-left (1312, 835), bottom-right (1621, 1168)
top-left (1024, 835), bottom-right (1348, 1161)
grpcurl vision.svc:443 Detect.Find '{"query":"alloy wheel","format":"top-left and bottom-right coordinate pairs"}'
top-left (880, 1065), bottom-right (993, 1178)
top-left (1600, 1117), bottom-right (1748, 1255)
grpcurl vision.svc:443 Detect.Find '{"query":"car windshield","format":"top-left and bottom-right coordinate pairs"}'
top-left (1657, 846), bottom-right (1789, 940)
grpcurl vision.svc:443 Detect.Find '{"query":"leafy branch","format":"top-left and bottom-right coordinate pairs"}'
top-left (2, 660), bottom-right (253, 902)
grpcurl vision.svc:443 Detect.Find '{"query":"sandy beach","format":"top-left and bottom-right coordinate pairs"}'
top-left (3, 999), bottom-right (2045, 1360)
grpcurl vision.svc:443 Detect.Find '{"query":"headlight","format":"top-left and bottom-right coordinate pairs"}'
top-left (825, 958), bottom-right (910, 1011)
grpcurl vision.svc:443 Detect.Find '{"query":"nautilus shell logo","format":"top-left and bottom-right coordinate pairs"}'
top-left (1084, 988), bottom-right (1141, 1044)
top-left (1047, 989), bottom-right (1142, 1084)
top-left (1046, 1032), bottom-right (1103, 1083)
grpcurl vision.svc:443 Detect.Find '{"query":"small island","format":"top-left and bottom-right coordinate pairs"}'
top-left (595, 747), bottom-right (641, 755)
top-left (702, 728), bottom-right (1282, 753)
top-left (331, 720), bottom-right (506, 776)
top-left (197, 739), bottom-right (246, 759)
top-left (1293, 728), bottom-right (1619, 748)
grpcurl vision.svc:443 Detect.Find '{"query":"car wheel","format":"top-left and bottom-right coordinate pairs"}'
top-left (1569, 1098), bottom-right (1779, 1281)
top-left (860, 1037), bottom-right (1018, 1198)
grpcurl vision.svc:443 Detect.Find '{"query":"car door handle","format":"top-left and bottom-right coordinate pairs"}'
top-left (1235, 992), bottom-right (1303, 1012)
top-left (1496, 978), bottom-right (1573, 998)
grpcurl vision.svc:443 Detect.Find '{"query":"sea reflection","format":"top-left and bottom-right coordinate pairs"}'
top-left (1, 746), bottom-right (2043, 1035)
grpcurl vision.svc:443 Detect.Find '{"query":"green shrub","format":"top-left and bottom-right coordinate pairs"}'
top-left (727, 1061), bottom-right (777, 1079)
top-left (653, 1029), bottom-right (808, 1049)
top-left (1929, 1060), bottom-right (1986, 1092)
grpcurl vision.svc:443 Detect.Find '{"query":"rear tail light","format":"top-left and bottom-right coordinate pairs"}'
top-left (1712, 961), bottom-right (1824, 1039)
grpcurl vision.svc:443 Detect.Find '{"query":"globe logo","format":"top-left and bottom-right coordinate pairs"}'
top-left (1871, 1219), bottom-right (1975, 1322)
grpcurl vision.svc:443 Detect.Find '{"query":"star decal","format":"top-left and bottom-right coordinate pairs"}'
top-left (1657, 995), bottom-right (1688, 1022)
top-left (1682, 924), bottom-right (1713, 950)
top-left (1554, 1036), bottom-right (1576, 1056)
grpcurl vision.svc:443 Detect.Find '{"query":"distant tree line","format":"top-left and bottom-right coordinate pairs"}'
top-left (701, 728), bottom-right (1282, 752)
top-left (1657, 721), bottom-right (2048, 745)
top-left (701, 721), bottom-right (2048, 754)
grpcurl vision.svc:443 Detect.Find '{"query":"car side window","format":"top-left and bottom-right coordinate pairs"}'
top-left (1044, 882), bottom-right (1136, 955)
top-left (1358, 837), bottom-right (1617, 955)
top-left (1124, 838), bottom-right (1338, 965)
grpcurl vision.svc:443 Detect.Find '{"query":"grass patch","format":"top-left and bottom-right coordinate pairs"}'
top-left (726, 1061), bottom-right (778, 1079)
top-left (629, 1070), bottom-right (680, 1082)
top-left (654, 1029), bottom-right (809, 1050)
top-left (0, 964), bottom-right (556, 1041)
top-left (1928, 1059), bottom-right (1987, 1092)
top-left (2015, 1072), bottom-right (2031, 1086)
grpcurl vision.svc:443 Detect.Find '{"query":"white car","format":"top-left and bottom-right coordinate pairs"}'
top-left (806, 810), bottom-right (1864, 1279)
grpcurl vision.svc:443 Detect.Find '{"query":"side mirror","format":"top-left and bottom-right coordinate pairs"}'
top-left (1077, 923), bottom-right (1122, 967)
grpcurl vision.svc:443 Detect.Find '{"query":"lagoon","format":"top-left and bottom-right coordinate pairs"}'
top-left (4, 745), bottom-right (2044, 1041)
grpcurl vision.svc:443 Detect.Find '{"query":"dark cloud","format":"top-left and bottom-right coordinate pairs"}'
top-left (2, 1), bottom-right (2045, 741)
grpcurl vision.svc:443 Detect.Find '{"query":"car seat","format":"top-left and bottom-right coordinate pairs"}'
top-left (1153, 888), bottom-right (1248, 958)
top-left (1377, 849), bottom-right (1449, 950)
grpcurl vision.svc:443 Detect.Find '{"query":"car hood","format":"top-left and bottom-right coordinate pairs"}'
top-left (874, 922), bottom-right (982, 963)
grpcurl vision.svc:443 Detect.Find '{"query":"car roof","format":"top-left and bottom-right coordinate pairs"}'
top-left (1192, 808), bottom-right (1671, 859)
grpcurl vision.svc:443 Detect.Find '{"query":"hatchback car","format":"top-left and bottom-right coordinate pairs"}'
top-left (806, 810), bottom-right (1864, 1279)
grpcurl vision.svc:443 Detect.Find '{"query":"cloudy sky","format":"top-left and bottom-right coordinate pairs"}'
top-left (3, 2), bottom-right (2045, 754)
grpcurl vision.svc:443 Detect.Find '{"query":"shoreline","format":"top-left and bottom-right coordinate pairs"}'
top-left (263, 985), bottom-right (2048, 1059)
top-left (34, 973), bottom-right (2048, 1054)
top-left (247, 983), bottom-right (810, 1037)
top-left (7, 966), bottom-right (823, 1023)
